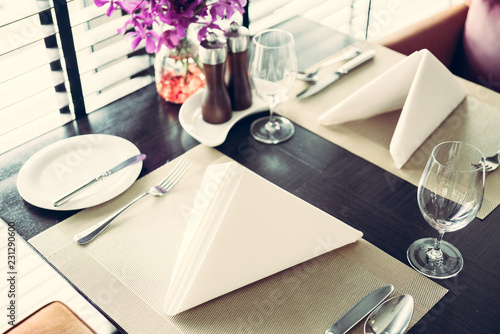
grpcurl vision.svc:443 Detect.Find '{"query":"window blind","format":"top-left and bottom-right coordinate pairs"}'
top-left (67, 0), bottom-right (154, 114)
top-left (0, 0), bottom-right (72, 154)
top-left (0, 0), bottom-right (153, 154)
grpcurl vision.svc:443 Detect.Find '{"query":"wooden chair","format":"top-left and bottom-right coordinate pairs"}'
top-left (3, 301), bottom-right (97, 334)
top-left (376, 0), bottom-right (500, 92)
top-left (376, 2), bottom-right (469, 69)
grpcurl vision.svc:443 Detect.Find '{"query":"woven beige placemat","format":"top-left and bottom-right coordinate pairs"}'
top-left (30, 145), bottom-right (447, 334)
top-left (281, 42), bottom-right (500, 219)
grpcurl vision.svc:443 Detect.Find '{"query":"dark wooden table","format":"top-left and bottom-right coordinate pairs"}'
top-left (1, 18), bottom-right (499, 334)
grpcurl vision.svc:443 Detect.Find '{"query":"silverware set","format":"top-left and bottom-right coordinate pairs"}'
top-left (296, 49), bottom-right (376, 99)
top-left (325, 285), bottom-right (414, 334)
top-left (297, 48), bottom-right (361, 83)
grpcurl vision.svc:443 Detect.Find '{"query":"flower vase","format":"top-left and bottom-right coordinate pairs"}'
top-left (154, 35), bottom-right (205, 104)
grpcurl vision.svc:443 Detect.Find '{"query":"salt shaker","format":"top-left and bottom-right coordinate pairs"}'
top-left (225, 21), bottom-right (252, 110)
top-left (199, 32), bottom-right (232, 124)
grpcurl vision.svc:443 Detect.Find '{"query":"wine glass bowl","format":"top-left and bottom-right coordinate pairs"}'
top-left (407, 141), bottom-right (485, 279)
top-left (248, 29), bottom-right (297, 144)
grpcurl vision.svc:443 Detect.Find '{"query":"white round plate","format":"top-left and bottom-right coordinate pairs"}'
top-left (17, 134), bottom-right (143, 211)
top-left (179, 89), bottom-right (268, 147)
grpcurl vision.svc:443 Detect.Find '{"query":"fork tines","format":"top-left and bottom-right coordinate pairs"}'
top-left (160, 159), bottom-right (191, 191)
top-left (472, 162), bottom-right (493, 172)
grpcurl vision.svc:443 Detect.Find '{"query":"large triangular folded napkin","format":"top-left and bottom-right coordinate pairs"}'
top-left (318, 49), bottom-right (466, 168)
top-left (164, 162), bottom-right (363, 315)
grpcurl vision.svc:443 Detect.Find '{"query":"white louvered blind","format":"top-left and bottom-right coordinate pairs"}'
top-left (0, 0), bottom-right (153, 154)
top-left (247, 0), bottom-right (371, 37)
top-left (0, 0), bottom-right (72, 154)
top-left (67, 1), bottom-right (153, 113)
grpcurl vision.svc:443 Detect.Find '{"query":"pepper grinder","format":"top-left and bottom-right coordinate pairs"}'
top-left (225, 22), bottom-right (252, 111)
top-left (199, 32), bottom-right (232, 124)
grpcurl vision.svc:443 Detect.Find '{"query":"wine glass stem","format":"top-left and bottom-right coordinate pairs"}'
top-left (427, 231), bottom-right (445, 268)
top-left (269, 97), bottom-right (277, 121)
top-left (269, 103), bottom-right (276, 122)
top-left (265, 100), bottom-right (280, 133)
top-left (435, 231), bottom-right (444, 251)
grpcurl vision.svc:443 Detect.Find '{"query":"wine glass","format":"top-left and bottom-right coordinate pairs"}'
top-left (407, 141), bottom-right (485, 279)
top-left (249, 29), bottom-right (297, 144)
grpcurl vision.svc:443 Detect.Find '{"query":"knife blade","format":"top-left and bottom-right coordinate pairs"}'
top-left (296, 50), bottom-right (375, 99)
top-left (325, 284), bottom-right (393, 334)
top-left (53, 153), bottom-right (146, 207)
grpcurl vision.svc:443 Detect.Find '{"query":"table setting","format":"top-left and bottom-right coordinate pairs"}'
top-left (3, 11), bottom-right (500, 334)
top-left (286, 42), bottom-right (500, 220)
top-left (28, 145), bottom-right (447, 334)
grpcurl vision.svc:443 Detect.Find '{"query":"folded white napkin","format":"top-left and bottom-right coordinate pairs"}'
top-left (318, 49), bottom-right (466, 169)
top-left (164, 162), bottom-right (363, 315)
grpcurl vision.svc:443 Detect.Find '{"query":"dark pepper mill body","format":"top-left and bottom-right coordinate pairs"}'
top-left (202, 62), bottom-right (232, 124)
top-left (226, 50), bottom-right (252, 110)
top-left (200, 32), bottom-right (232, 124)
top-left (225, 22), bottom-right (252, 110)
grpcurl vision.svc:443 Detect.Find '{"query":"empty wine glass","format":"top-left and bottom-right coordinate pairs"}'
top-left (407, 141), bottom-right (485, 279)
top-left (249, 29), bottom-right (297, 144)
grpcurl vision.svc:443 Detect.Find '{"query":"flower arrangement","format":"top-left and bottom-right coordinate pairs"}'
top-left (95, 0), bottom-right (247, 53)
top-left (94, 0), bottom-right (247, 103)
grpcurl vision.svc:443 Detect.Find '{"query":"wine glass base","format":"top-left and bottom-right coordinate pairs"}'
top-left (250, 116), bottom-right (294, 144)
top-left (407, 238), bottom-right (463, 279)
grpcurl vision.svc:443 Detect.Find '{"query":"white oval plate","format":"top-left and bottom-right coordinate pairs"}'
top-left (179, 90), bottom-right (268, 147)
top-left (17, 134), bottom-right (143, 211)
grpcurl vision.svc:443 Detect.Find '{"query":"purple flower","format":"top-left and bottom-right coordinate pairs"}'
top-left (126, 27), bottom-right (160, 53)
top-left (95, 0), bottom-right (247, 53)
top-left (159, 30), bottom-right (182, 50)
top-left (94, 0), bottom-right (124, 16)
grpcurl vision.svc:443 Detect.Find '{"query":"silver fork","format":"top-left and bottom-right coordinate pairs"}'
top-left (74, 159), bottom-right (190, 245)
top-left (473, 150), bottom-right (500, 172)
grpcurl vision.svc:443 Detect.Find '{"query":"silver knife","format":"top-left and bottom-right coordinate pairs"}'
top-left (296, 50), bottom-right (376, 99)
top-left (325, 284), bottom-right (393, 334)
top-left (53, 153), bottom-right (146, 207)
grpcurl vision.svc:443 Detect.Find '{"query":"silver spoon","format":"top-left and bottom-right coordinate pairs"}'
top-left (297, 48), bottom-right (361, 83)
top-left (364, 294), bottom-right (414, 334)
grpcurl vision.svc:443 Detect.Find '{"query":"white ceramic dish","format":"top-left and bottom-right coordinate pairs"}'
top-left (179, 90), bottom-right (268, 147)
top-left (17, 134), bottom-right (143, 211)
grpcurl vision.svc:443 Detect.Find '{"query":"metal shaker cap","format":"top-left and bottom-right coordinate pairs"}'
top-left (200, 32), bottom-right (227, 65)
top-left (225, 21), bottom-right (249, 53)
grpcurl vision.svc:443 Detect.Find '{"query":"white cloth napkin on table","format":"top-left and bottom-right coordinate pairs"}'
top-left (164, 162), bottom-right (363, 316)
top-left (318, 49), bottom-right (466, 169)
